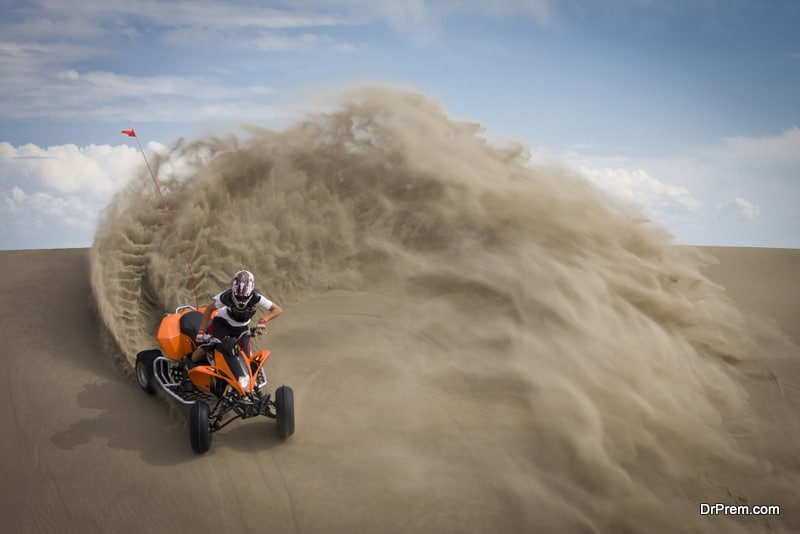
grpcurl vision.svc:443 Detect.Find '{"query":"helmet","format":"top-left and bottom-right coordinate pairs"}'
top-left (231, 270), bottom-right (255, 310)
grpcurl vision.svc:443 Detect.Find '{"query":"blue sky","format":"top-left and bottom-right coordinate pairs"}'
top-left (1, 0), bottom-right (798, 249)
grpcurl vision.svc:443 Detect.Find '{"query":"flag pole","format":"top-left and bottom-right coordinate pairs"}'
top-left (122, 122), bottom-right (199, 308)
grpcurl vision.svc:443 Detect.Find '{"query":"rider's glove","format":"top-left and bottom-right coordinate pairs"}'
top-left (195, 329), bottom-right (205, 344)
top-left (255, 317), bottom-right (267, 336)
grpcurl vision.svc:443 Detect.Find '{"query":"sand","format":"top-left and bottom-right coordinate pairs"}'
top-left (1, 246), bottom-right (798, 533)
top-left (3, 87), bottom-right (798, 533)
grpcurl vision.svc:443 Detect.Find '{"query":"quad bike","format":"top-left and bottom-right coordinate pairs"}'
top-left (135, 305), bottom-right (295, 453)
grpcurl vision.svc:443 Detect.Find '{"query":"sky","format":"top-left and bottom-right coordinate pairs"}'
top-left (1, 0), bottom-right (798, 250)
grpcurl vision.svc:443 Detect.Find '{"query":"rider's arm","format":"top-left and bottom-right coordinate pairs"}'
top-left (197, 301), bottom-right (217, 336)
top-left (257, 296), bottom-right (282, 325)
top-left (262, 302), bottom-right (283, 323)
top-left (253, 298), bottom-right (280, 336)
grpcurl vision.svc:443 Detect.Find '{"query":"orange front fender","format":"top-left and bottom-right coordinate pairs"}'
top-left (249, 350), bottom-right (271, 377)
top-left (187, 365), bottom-right (245, 395)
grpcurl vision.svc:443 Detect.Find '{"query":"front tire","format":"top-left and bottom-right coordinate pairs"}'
top-left (189, 401), bottom-right (212, 453)
top-left (275, 385), bottom-right (295, 439)
top-left (135, 350), bottom-right (159, 395)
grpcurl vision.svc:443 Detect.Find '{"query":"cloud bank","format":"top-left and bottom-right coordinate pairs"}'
top-left (563, 127), bottom-right (799, 247)
top-left (0, 142), bottom-right (141, 249)
top-left (1, 122), bottom-right (796, 249)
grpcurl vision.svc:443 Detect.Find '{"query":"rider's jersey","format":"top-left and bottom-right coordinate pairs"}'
top-left (213, 289), bottom-right (274, 327)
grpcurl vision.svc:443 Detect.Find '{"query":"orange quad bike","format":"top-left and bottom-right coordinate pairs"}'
top-left (134, 305), bottom-right (295, 453)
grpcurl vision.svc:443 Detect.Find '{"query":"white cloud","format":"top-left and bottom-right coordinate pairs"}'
top-left (11, 1), bottom-right (350, 35)
top-left (0, 0), bottom-right (555, 123)
top-left (250, 32), bottom-right (326, 51)
top-left (0, 64), bottom-right (286, 122)
top-left (733, 197), bottom-right (760, 220)
top-left (1, 11), bottom-right (116, 41)
top-left (579, 165), bottom-right (701, 212)
top-left (3, 187), bottom-right (90, 222)
top-left (0, 1), bottom-right (362, 123)
top-left (306, 0), bottom-right (553, 25)
top-left (141, 3), bottom-right (347, 29)
top-left (4, 0), bottom-right (550, 50)
top-left (564, 127), bottom-right (800, 247)
top-left (0, 136), bottom-right (243, 248)
top-left (53, 70), bottom-right (267, 101)
top-left (11, 186), bottom-right (25, 205)
top-left (0, 141), bottom-right (147, 248)
top-left (281, 0), bottom-right (552, 43)
top-left (0, 142), bottom-right (139, 195)
top-left (569, 142), bottom-right (595, 150)
top-left (540, 143), bottom-right (704, 230)
top-left (718, 127), bottom-right (800, 162)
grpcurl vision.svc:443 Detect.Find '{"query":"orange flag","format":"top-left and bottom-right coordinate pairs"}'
top-left (121, 128), bottom-right (136, 137)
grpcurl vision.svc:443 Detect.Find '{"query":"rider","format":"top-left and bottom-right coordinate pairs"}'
top-left (186, 270), bottom-right (283, 367)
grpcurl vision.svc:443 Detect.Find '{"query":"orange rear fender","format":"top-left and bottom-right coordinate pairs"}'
top-left (156, 307), bottom-right (216, 360)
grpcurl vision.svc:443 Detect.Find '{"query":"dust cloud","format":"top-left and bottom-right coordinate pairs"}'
top-left (91, 86), bottom-right (796, 533)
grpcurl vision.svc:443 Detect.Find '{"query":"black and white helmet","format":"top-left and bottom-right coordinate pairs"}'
top-left (231, 270), bottom-right (255, 310)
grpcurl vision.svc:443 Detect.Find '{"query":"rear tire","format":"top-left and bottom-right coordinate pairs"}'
top-left (189, 401), bottom-right (212, 453)
top-left (275, 385), bottom-right (295, 439)
top-left (135, 350), bottom-right (159, 395)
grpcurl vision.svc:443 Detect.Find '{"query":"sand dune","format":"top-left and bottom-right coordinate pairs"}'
top-left (1, 246), bottom-right (797, 533)
top-left (702, 246), bottom-right (799, 346)
top-left (3, 87), bottom-right (798, 533)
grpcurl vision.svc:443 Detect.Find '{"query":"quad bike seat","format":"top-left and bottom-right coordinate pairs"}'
top-left (179, 311), bottom-right (203, 340)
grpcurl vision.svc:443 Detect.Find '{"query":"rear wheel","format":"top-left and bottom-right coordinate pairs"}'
top-left (275, 385), bottom-right (295, 439)
top-left (189, 401), bottom-right (212, 453)
top-left (135, 350), bottom-right (159, 395)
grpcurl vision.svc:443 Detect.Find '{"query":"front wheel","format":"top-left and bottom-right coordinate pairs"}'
top-left (135, 350), bottom-right (159, 395)
top-left (189, 401), bottom-right (212, 453)
top-left (275, 385), bottom-right (295, 439)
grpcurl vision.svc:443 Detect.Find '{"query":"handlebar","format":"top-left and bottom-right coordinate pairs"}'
top-left (198, 327), bottom-right (260, 348)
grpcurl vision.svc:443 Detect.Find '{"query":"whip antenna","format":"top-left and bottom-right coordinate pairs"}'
top-left (121, 121), bottom-right (199, 307)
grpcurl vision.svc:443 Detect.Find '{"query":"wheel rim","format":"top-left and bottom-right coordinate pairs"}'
top-left (136, 362), bottom-right (148, 388)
